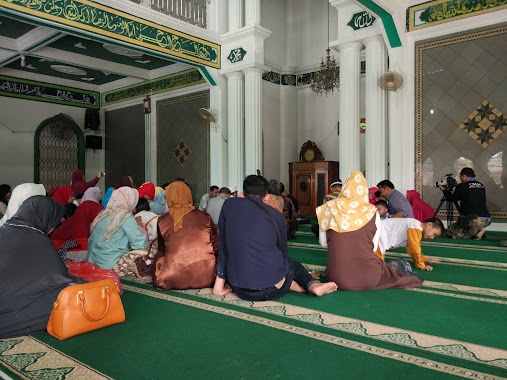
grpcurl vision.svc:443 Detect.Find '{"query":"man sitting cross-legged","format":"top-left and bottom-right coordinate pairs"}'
top-left (213, 175), bottom-right (337, 300)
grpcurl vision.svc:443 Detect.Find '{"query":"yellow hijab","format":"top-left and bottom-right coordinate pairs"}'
top-left (316, 171), bottom-right (377, 233)
top-left (165, 181), bottom-right (195, 231)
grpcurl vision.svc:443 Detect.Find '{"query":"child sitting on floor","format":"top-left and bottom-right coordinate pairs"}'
top-left (375, 200), bottom-right (390, 219)
top-left (376, 217), bottom-right (444, 271)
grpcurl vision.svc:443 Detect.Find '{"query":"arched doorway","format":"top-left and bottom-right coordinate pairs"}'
top-left (34, 114), bottom-right (85, 189)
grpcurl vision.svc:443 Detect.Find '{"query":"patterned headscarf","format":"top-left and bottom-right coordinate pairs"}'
top-left (91, 187), bottom-right (139, 242)
top-left (166, 181), bottom-right (194, 231)
top-left (316, 171), bottom-right (377, 233)
top-left (81, 187), bottom-right (102, 204)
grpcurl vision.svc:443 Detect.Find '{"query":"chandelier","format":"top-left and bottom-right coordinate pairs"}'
top-left (311, 3), bottom-right (339, 96)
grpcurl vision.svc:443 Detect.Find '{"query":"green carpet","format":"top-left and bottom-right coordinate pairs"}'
top-left (2, 230), bottom-right (507, 379)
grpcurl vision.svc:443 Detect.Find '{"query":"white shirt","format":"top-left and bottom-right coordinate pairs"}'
top-left (378, 218), bottom-right (422, 253)
top-left (199, 193), bottom-right (210, 211)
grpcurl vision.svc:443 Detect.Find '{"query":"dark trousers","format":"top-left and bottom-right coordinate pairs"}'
top-left (232, 259), bottom-right (318, 301)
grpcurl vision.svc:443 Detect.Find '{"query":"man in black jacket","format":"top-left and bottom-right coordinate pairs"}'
top-left (439, 167), bottom-right (491, 239)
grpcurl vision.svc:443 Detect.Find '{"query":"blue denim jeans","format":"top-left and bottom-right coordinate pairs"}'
top-left (232, 259), bottom-right (318, 301)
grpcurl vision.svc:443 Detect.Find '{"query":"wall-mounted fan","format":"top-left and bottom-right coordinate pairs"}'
top-left (378, 71), bottom-right (403, 91)
top-left (198, 108), bottom-right (216, 123)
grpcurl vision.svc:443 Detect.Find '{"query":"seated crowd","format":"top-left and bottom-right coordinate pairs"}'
top-left (4, 167), bottom-right (482, 340)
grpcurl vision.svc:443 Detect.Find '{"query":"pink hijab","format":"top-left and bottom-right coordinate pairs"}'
top-left (369, 187), bottom-right (378, 205)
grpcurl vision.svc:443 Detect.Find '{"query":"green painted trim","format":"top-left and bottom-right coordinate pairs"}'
top-left (407, 0), bottom-right (507, 31)
top-left (355, 0), bottom-right (402, 48)
top-left (0, 9), bottom-right (212, 73)
top-left (102, 68), bottom-right (205, 105)
top-left (0, 0), bottom-right (220, 68)
top-left (0, 75), bottom-right (100, 109)
top-left (198, 66), bottom-right (216, 86)
top-left (34, 114), bottom-right (85, 184)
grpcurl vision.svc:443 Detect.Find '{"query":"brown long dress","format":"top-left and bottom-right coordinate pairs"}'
top-left (154, 209), bottom-right (218, 290)
top-left (326, 217), bottom-right (422, 291)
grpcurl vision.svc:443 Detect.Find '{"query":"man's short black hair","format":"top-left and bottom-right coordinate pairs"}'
top-left (219, 187), bottom-right (231, 195)
top-left (424, 217), bottom-right (445, 233)
top-left (279, 182), bottom-right (285, 193)
top-left (375, 200), bottom-right (388, 208)
top-left (210, 185), bottom-right (219, 192)
top-left (377, 180), bottom-right (394, 189)
top-left (268, 179), bottom-right (281, 195)
top-left (460, 167), bottom-right (475, 178)
top-left (63, 203), bottom-right (77, 219)
top-left (243, 175), bottom-right (269, 198)
top-left (136, 198), bottom-right (151, 213)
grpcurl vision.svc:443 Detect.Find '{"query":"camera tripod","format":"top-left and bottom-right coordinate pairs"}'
top-left (433, 194), bottom-right (461, 228)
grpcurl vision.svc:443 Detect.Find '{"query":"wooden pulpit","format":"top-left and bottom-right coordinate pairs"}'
top-left (289, 161), bottom-right (339, 217)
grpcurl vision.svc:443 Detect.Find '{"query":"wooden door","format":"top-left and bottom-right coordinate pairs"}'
top-left (296, 173), bottom-right (313, 216)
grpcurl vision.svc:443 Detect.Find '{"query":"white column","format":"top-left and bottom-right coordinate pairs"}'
top-left (144, 113), bottom-right (152, 182)
top-left (226, 72), bottom-right (245, 190)
top-left (245, 0), bottom-right (260, 25)
top-left (364, 36), bottom-right (387, 186)
top-left (338, 42), bottom-right (362, 180)
top-left (229, 0), bottom-right (243, 31)
top-left (244, 68), bottom-right (263, 176)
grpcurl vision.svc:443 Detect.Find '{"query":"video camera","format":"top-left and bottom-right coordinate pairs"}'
top-left (433, 173), bottom-right (458, 192)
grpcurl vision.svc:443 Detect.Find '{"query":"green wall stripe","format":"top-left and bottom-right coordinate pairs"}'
top-left (355, 0), bottom-right (402, 48)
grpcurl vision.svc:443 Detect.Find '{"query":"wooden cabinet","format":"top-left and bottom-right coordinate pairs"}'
top-left (289, 161), bottom-right (339, 217)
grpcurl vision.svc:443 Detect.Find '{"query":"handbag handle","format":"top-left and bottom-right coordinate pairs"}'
top-left (77, 286), bottom-right (111, 322)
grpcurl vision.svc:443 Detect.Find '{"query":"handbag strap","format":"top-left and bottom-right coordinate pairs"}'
top-left (77, 286), bottom-right (111, 322)
top-left (247, 197), bottom-right (282, 249)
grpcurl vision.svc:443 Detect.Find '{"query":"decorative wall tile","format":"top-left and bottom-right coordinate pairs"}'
top-left (459, 101), bottom-right (506, 148)
top-left (262, 71), bottom-right (281, 85)
top-left (281, 74), bottom-right (296, 86)
top-left (416, 25), bottom-right (507, 217)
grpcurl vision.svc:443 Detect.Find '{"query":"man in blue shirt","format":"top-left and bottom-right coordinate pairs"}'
top-left (377, 180), bottom-right (414, 218)
top-left (212, 175), bottom-right (337, 300)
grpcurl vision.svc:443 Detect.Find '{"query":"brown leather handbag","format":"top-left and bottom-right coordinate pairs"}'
top-left (47, 279), bottom-right (125, 340)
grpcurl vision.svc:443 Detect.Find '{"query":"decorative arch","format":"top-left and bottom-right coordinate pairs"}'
top-left (34, 113), bottom-right (85, 188)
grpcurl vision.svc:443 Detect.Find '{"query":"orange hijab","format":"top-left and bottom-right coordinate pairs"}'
top-left (165, 181), bottom-right (195, 231)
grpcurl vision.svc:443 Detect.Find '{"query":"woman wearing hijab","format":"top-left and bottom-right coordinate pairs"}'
top-left (0, 196), bottom-right (84, 338)
top-left (102, 176), bottom-right (136, 209)
top-left (81, 186), bottom-right (102, 204)
top-left (137, 182), bottom-right (155, 202)
top-left (0, 184), bottom-right (12, 218)
top-left (71, 170), bottom-right (102, 197)
top-left (51, 200), bottom-right (103, 250)
top-left (150, 192), bottom-right (168, 215)
top-left (51, 186), bottom-right (74, 206)
top-left (407, 190), bottom-right (434, 222)
top-left (88, 187), bottom-right (147, 270)
top-left (369, 187), bottom-right (378, 205)
top-left (317, 171), bottom-right (422, 291)
top-left (0, 183), bottom-right (46, 227)
top-left (154, 181), bottom-right (218, 290)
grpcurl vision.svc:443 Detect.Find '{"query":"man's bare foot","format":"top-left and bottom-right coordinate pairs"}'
top-left (309, 282), bottom-right (338, 296)
top-left (290, 281), bottom-right (306, 292)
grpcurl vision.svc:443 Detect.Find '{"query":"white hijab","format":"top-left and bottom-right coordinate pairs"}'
top-left (0, 183), bottom-right (46, 227)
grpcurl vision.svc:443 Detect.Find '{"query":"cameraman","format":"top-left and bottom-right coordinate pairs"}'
top-left (439, 167), bottom-right (491, 240)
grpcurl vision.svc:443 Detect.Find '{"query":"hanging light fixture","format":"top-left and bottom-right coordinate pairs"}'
top-left (311, 2), bottom-right (339, 96)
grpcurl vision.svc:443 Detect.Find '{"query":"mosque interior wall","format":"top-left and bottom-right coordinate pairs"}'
top-left (0, 97), bottom-right (104, 190)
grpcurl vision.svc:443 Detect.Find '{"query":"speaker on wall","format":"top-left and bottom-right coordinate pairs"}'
top-left (85, 109), bottom-right (100, 130)
top-left (85, 135), bottom-right (103, 150)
